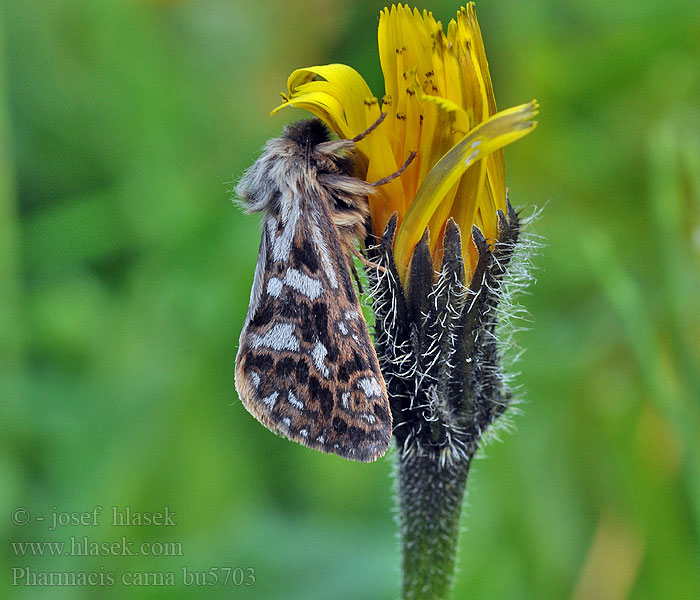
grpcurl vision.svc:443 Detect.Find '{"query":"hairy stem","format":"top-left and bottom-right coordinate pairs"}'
top-left (398, 453), bottom-right (471, 600)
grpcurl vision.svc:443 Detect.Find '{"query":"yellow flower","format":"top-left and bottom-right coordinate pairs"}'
top-left (273, 3), bottom-right (537, 283)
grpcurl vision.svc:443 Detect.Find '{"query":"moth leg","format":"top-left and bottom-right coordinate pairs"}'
top-left (349, 257), bottom-right (364, 294)
top-left (351, 246), bottom-right (386, 275)
top-left (371, 151), bottom-right (417, 187)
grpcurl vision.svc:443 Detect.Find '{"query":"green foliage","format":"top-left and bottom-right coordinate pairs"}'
top-left (1, 1), bottom-right (698, 598)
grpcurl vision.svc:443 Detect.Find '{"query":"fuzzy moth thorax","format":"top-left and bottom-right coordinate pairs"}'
top-left (237, 118), bottom-right (374, 253)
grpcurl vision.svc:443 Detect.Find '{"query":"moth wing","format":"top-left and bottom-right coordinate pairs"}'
top-left (235, 200), bottom-right (391, 462)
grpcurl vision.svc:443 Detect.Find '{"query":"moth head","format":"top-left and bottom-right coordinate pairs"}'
top-left (284, 118), bottom-right (359, 177)
top-left (283, 118), bottom-right (331, 149)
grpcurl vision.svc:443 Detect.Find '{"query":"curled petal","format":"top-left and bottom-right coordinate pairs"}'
top-left (393, 101), bottom-right (539, 277)
top-left (273, 64), bottom-right (378, 147)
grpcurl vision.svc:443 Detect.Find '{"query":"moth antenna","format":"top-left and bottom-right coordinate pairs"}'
top-left (352, 112), bottom-right (387, 143)
top-left (371, 151), bottom-right (417, 187)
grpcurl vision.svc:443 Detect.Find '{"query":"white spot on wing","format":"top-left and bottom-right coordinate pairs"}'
top-left (288, 390), bottom-right (304, 410)
top-left (309, 220), bottom-right (338, 289)
top-left (284, 268), bottom-right (322, 300)
top-left (250, 372), bottom-right (261, 388)
top-left (271, 194), bottom-right (300, 262)
top-left (261, 391), bottom-right (278, 408)
top-left (312, 342), bottom-right (330, 378)
top-left (250, 323), bottom-right (299, 351)
top-left (283, 417), bottom-right (291, 427)
top-left (266, 218), bottom-right (277, 245)
top-left (266, 277), bottom-right (283, 298)
top-left (345, 310), bottom-right (359, 320)
top-left (358, 377), bottom-right (382, 397)
top-left (341, 391), bottom-right (351, 408)
top-left (338, 322), bottom-right (349, 335)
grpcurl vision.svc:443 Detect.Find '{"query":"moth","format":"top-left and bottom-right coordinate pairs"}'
top-left (235, 118), bottom-right (394, 462)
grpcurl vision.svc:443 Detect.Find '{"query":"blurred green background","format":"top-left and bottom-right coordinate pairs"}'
top-left (1, 0), bottom-right (698, 598)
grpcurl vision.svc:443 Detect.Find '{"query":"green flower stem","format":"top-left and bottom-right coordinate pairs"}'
top-left (398, 453), bottom-right (471, 600)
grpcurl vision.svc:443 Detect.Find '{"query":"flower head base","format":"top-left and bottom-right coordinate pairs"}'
top-left (273, 3), bottom-right (537, 285)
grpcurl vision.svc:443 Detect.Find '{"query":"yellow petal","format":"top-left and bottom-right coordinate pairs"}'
top-left (272, 64), bottom-right (378, 140)
top-left (272, 88), bottom-right (355, 139)
top-left (393, 100), bottom-right (539, 278)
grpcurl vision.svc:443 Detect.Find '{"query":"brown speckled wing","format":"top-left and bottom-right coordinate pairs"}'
top-left (235, 188), bottom-right (391, 462)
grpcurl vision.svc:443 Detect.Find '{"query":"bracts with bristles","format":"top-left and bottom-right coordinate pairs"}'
top-left (366, 201), bottom-right (521, 600)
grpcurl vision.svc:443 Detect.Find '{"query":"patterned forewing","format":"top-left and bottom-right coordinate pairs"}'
top-left (235, 190), bottom-right (391, 462)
